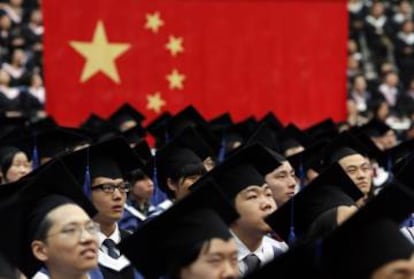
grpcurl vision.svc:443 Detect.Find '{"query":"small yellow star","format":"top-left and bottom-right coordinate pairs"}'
top-left (166, 69), bottom-right (186, 90)
top-left (166, 35), bottom-right (184, 57)
top-left (146, 92), bottom-right (166, 113)
top-left (69, 21), bottom-right (130, 84)
top-left (145, 12), bottom-right (164, 33)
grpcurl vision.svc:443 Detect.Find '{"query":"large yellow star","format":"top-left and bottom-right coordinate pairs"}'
top-left (166, 35), bottom-right (184, 57)
top-left (69, 21), bottom-right (131, 84)
top-left (145, 12), bottom-right (164, 33)
top-left (166, 69), bottom-right (186, 90)
top-left (146, 92), bottom-right (166, 113)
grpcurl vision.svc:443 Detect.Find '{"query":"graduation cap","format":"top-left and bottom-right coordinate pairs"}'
top-left (145, 112), bottom-right (172, 148)
top-left (166, 105), bottom-right (207, 138)
top-left (321, 180), bottom-right (414, 279)
top-left (0, 160), bottom-right (97, 278)
top-left (118, 178), bottom-right (239, 279)
top-left (304, 118), bottom-right (338, 142)
top-left (155, 139), bottom-right (206, 199)
top-left (171, 126), bottom-right (215, 161)
top-left (287, 139), bottom-right (331, 186)
top-left (79, 114), bottom-right (121, 142)
top-left (260, 112), bottom-right (284, 132)
top-left (108, 103), bottom-right (145, 132)
top-left (376, 138), bottom-right (414, 172)
top-left (277, 124), bottom-right (310, 157)
top-left (217, 116), bottom-right (258, 161)
top-left (265, 163), bottom-right (363, 243)
top-left (208, 113), bottom-right (234, 135)
top-left (1, 127), bottom-right (92, 165)
top-left (121, 124), bottom-right (146, 145)
top-left (358, 119), bottom-right (393, 138)
top-left (319, 131), bottom-right (374, 168)
top-left (210, 143), bottom-right (282, 201)
top-left (245, 122), bottom-right (279, 152)
top-left (59, 137), bottom-right (144, 197)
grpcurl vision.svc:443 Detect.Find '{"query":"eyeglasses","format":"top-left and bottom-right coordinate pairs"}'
top-left (91, 182), bottom-right (131, 193)
top-left (48, 222), bottom-right (100, 240)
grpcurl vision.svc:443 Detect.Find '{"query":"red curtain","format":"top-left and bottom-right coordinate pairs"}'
top-left (43, 0), bottom-right (347, 128)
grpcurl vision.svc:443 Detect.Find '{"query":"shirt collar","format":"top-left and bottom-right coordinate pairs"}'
top-left (97, 223), bottom-right (121, 247)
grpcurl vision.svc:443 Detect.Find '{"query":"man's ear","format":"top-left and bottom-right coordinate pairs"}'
top-left (166, 178), bottom-right (177, 192)
top-left (31, 240), bottom-right (49, 262)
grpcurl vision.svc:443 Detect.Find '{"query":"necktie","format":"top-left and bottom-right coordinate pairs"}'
top-left (244, 253), bottom-right (261, 274)
top-left (103, 239), bottom-right (120, 259)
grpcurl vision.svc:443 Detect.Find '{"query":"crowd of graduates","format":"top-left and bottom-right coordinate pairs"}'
top-left (0, 103), bottom-right (413, 279)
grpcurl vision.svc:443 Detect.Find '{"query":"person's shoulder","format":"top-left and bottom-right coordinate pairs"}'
top-left (263, 235), bottom-right (288, 251)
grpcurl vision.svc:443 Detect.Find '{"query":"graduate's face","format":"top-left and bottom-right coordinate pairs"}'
top-left (265, 161), bottom-right (297, 207)
top-left (180, 238), bottom-right (239, 279)
top-left (5, 152), bottom-right (31, 183)
top-left (32, 204), bottom-right (99, 275)
top-left (91, 177), bottom-right (127, 224)
top-left (339, 154), bottom-right (373, 196)
top-left (371, 253), bottom-right (414, 279)
top-left (232, 185), bottom-right (276, 235)
top-left (131, 176), bottom-right (154, 201)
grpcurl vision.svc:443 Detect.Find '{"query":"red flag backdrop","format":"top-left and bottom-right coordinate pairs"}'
top-left (43, 0), bottom-right (347, 127)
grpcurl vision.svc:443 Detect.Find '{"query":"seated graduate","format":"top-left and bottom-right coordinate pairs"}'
top-left (60, 138), bottom-right (145, 279)
top-left (0, 160), bottom-right (102, 279)
top-left (265, 163), bottom-right (363, 245)
top-left (246, 174), bottom-right (414, 279)
top-left (208, 144), bottom-right (288, 276)
top-left (119, 178), bottom-right (240, 279)
top-left (119, 140), bottom-right (155, 232)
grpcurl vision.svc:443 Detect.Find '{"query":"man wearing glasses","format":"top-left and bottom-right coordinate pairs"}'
top-left (61, 137), bottom-right (145, 279)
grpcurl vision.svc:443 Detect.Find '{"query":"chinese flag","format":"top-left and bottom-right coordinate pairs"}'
top-left (43, 0), bottom-right (347, 127)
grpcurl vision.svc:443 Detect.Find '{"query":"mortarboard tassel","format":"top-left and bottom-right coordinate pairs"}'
top-left (288, 196), bottom-right (297, 245)
top-left (31, 133), bottom-right (40, 170)
top-left (217, 133), bottom-right (227, 164)
top-left (82, 149), bottom-right (92, 199)
top-left (150, 151), bottom-right (167, 206)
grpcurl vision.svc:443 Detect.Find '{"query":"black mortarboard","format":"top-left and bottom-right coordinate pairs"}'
top-left (131, 140), bottom-right (153, 178)
top-left (304, 118), bottom-right (338, 142)
top-left (171, 126), bottom-right (215, 161)
top-left (208, 113), bottom-right (234, 135)
top-left (320, 132), bottom-right (373, 168)
top-left (245, 122), bottom-right (279, 152)
top-left (0, 160), bottom-right (97, 277)
top-left (358, 119), bottom-right (393, 138)
top-left (79, 114), bottom-right (120, 142)
top-left (265, 163), bottom-right (363, 243)
top-left (166, 105), bottom-right (207, 139)
top-left (321, 180), bottom-right (414, 279)
top-left (118, 178), bottom-right (239, 279)
top-left (210, 144), bottom-right (282, 200)
top-left (377, 138), bottom-right (414, 171)
top-left (287, 139), bottom-right (331, 185)
top-left (108, 103), bottom-right (145, 132)
top-left (261, 112), bottom-right (284, 132)
top-left (60, 137), bottom-right (144, 196)
top-left (277, 124), bottom-right (310, 157)
top-left (121, 124), bottom-right (146, 145)
top-left (155, 140), bottom-right (205, 198)
top-left (145, 112), bottom-right (172, 148)
top-left (217, 116), bottom-right (258, 161)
